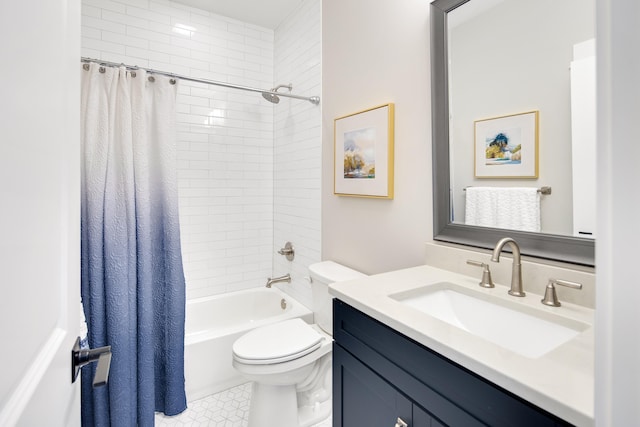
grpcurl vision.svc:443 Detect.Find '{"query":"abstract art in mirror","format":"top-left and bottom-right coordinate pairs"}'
top-left (474, 110), bottom-right (538, 178)
top-left (334, 103), bottom-right (395, 199)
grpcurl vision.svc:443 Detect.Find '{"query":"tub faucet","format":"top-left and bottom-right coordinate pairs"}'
top-left (265, 274), bottom-right (291, 288)
top-left (491, 237), bottom-right (525, 297)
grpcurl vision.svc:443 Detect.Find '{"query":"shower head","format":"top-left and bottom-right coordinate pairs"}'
top-left (262, 91), bottom-right (280, 104)
top-left (261, 83), bottom-right (293, 104)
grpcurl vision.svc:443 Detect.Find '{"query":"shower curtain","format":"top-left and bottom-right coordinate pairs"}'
top-left (80, 63), bottom-right (187, 426)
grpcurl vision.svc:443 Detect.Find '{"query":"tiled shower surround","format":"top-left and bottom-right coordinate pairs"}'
top-left (81, 0), bottom-right (321, 305)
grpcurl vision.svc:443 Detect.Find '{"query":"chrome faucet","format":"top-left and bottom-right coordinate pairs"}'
top-left (265, 274), bottom-right (291, 288)
top-left (491, 237), bottom-right (525, 297)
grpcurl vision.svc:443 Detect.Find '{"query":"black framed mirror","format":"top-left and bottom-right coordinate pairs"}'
top-left (430, 0), bottom-right (595, 266)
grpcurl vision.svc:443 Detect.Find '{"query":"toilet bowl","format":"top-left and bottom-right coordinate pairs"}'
top-left (232, 261), bottom-right (366, 427)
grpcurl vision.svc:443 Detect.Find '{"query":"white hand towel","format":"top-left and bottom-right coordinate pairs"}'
top-left (465, 187), bottom-right (540, 232)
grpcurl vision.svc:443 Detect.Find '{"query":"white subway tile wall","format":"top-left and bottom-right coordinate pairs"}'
top-left (81, 0), bottom-right (321, 303)
top-left (272, 0), bottom-right (322, 309)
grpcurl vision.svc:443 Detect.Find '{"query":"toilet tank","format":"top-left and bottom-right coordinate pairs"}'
top-left (308, 261), bottom-right (366, 334)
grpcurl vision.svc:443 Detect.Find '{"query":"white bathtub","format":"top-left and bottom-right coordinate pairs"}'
top-left (184, 287), bottom-right (313, 401)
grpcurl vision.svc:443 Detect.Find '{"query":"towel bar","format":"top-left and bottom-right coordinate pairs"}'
top-left (463, 186), bottom-right (551, 195)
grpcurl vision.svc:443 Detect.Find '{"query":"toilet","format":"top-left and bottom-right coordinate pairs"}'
top-left (232, 261), bottom-right (366, 427)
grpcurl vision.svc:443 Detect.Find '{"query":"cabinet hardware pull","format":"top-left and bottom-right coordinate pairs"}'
top-left (395, 417), bottom-right (409, 427)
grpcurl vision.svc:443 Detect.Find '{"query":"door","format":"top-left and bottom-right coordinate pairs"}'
top-left (0, 0), bottom-right (81, 425)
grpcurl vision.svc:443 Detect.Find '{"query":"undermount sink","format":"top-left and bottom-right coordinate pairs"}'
top-left (389, 282), bottom-right (589, 358)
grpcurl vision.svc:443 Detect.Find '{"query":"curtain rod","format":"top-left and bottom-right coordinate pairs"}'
top-left (81, 57), bottom-right (320, 105)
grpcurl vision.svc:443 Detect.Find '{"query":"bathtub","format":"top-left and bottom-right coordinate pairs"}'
top-left (184, 287), bottom-right (313, 402)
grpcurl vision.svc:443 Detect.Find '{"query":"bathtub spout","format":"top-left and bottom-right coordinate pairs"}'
top-left (266, 274), bottom-right (291, 288)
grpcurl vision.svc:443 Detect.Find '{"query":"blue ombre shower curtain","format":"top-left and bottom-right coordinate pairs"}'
top-left (80, 62), bottom-right (187, 426)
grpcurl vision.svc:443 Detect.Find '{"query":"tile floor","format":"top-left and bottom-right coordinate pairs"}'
top-left (155, 382), bottom-right (332, 427)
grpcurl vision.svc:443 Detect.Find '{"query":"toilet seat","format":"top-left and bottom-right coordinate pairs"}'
top-left (233, 318), bottom-right (324, 365)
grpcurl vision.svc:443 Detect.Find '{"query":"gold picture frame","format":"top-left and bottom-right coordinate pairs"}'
top-left (474, 110), bottom-right (539, 179)
top-left (334, 103), bottom-right (395, 198)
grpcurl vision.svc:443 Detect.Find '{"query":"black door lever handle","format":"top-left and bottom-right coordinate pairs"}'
top-left (71, 336), bottom-right (112, 388)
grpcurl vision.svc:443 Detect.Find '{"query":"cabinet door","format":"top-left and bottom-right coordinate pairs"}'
top-left (334, 344), bottom-right (440, 427)
top-left (413, 405), bottom-right (445, 427)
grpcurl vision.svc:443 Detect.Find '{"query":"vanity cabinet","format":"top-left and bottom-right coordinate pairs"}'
top-left (332, 299), bottom-right (572, 427)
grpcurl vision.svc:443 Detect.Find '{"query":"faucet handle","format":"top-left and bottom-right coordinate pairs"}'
top-left (466, 260), bottom-right (495, 288)
top-left (541, 279), bottom-right (582, 307)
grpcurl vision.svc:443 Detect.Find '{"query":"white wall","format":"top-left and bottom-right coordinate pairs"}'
top-left (595, 0), bottom-right (640, 424)
top-left (322, 0), bottom-right (431, 275)
top-left (272, 0), bottom-right (322, 308)
top-left (82, 0), bottom-right (322, 303)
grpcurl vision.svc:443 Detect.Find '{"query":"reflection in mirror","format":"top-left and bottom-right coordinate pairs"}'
top-left (448, 0), bottom-right (594, 237)
top-left (430, 0), bottom-right (595, 266)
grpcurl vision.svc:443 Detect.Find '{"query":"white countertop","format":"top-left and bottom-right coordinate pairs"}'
top-left (329, 265), bottom-right (594, 427)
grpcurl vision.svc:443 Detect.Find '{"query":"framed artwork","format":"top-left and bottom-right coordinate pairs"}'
top-left (334, 103), bottom-right (394, 198)
top-left (474, 110), bottom-right (539, 178)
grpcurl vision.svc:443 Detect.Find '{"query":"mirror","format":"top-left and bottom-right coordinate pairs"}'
top-left (431, 0), bottom-right (595, 266)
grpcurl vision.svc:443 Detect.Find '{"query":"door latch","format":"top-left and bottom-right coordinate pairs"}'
top-left (71, 336), bottom-right (112, 388)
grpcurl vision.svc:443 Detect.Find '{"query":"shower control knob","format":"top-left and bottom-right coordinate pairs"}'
top-left (277, 242), bottom-right (295, 261)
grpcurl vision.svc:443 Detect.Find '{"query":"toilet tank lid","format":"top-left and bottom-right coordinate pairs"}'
top-left (308, 261), bottom-right (367, 283)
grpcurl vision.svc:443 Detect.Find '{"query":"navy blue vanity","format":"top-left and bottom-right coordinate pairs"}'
top-left (333, 299), bottom-right (573, 426)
